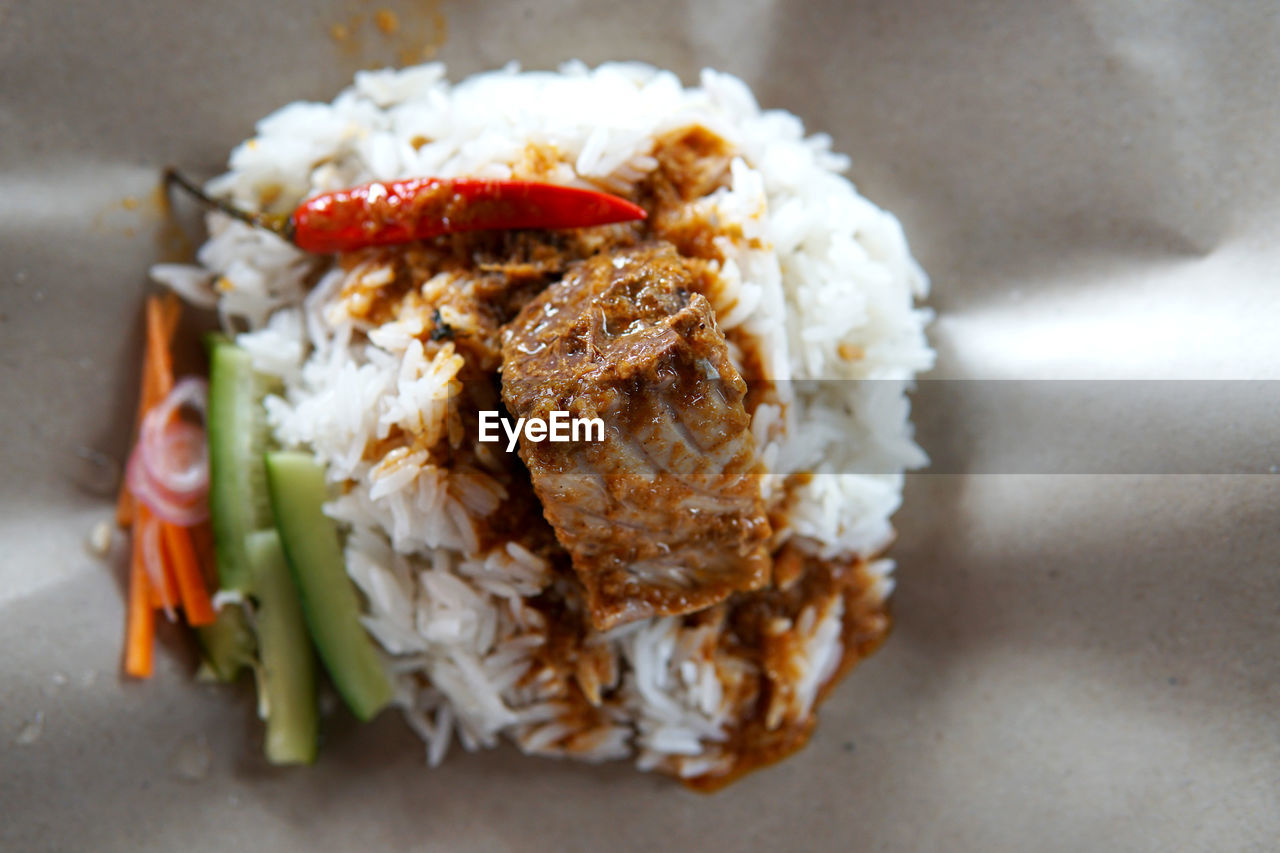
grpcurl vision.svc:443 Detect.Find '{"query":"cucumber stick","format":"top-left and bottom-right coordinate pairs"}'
top-left (207, 342), bottom-right (276, 593)
top-left (264, 452), bottom-right (393, 721)
top-left (246, 529), bottom-right (318, 765)
top-left (195, 605), bottom-right (257, 683)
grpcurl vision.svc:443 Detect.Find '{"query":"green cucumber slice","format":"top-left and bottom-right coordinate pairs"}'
top-left (195, 604), bottom-right (257, 683)
top-left (246, 529), bottom-right (319, 765)
top-left (264, 452), bottom-right (393, 722)
top-left (207, 342), bottom-right (277, 592)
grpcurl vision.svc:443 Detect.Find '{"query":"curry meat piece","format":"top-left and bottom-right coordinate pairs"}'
top-left (500, 244), bottom-right (771, 630)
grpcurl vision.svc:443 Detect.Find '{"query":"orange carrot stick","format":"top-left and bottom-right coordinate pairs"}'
top-left (116, 294), bottom-right (182, 527)
top-left (146, 294), bottom-right (177, 397)
top-left (136, 505), bottom-right (179, 614)
top-left (161, 554), bottom-right (182, 619)
top-left (162, 521), bottom-right (216, 626)
top-left (190, 521), bottom-right (217, 585)
top-left (125, 515), bottom-right (156, 678)
top-left (121, 292), bottom-right (211, 674)
top-left (115, 486), bottom-right (135, 529)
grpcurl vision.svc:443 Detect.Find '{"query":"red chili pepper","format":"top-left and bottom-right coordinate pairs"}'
top-left (165, 170), bottom-right (647, 253)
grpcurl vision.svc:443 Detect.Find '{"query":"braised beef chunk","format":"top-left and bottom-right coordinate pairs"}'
top-left (500, 244), bottom-right (771, 630)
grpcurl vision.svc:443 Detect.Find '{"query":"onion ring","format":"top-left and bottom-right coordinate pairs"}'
top-left (138, 378), bottom-right (209, 502)
top-left (126, 377), bottom-right (210, 526)
top-left (126, 448), bottom-right (209, 526)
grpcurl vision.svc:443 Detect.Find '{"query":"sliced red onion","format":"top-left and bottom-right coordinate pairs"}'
top-left (138, 378), bottom-right (209, 502)
top-left (126, 448), bottom-right (209, 526)
top-left (152, 420), bottom-right (208, 496)
top-left (127, 376), bottom-right (210, 525)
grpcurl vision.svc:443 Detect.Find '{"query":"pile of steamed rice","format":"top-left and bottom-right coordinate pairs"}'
top-left (153, 62), bottom-right (934, 779)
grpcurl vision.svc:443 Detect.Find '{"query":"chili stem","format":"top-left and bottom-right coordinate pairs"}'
top-left (163, 168), bottom-right (291, 240)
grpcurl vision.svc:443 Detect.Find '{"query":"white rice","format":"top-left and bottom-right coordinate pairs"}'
top-left (155, 61), bottom-right (933, 778)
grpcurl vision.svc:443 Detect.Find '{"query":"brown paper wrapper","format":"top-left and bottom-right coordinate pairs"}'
top-left (2, 1), bottom-right (1276, 849)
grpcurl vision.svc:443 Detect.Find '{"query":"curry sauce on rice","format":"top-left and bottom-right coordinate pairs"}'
top-left (130, 61), bottom-right (933, 788)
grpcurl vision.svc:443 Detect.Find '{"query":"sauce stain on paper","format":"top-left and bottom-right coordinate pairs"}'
top-left (328, 0), bottom-right (448, 69)
top-left (93, 183), bottom-right (194, 263)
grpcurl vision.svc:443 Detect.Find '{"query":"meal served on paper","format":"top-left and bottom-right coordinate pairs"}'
top-left (113, 61), bottom-right (933, 789)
